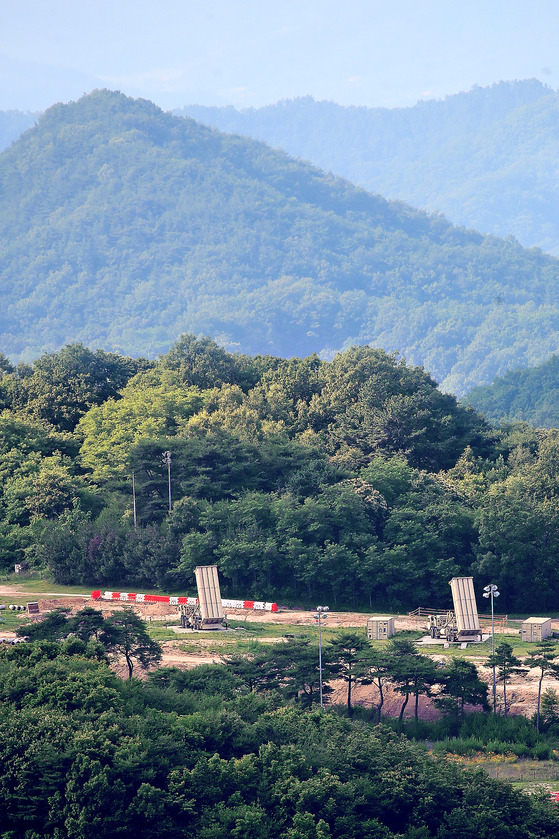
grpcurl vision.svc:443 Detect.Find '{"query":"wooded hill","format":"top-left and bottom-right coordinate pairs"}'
top-left (3, 89), bottom-right (559, 395)
top-left (2, 343), bottom-right (559, 839)
top-left (4, 639), bottom-right (558, 839)
top-left (466, 353), bottom-right (559, 428)
top-left (179, 79), bottom-right (559, 255)
top-left (2, 336), bottom-right (559, 615)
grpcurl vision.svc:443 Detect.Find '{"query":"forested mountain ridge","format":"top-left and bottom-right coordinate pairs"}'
top-left (178, 79), bottom-right (559, 254)
top-left (3, 89), bottom-right (559, 394)
top-left (465, 352), bottom-right (559, 428)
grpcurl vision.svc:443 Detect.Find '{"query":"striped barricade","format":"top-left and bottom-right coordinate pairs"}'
top-left (92, 591), bottom-right (277, 611)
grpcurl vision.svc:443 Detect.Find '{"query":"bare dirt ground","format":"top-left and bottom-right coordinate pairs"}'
top-left (1, 588), bottom-right (557, 720)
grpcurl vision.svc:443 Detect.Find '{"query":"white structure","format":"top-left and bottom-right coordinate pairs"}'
top-left (522, 617), bottom-right (552, 642)
top-left (366, 616), bottom-right (394, 640)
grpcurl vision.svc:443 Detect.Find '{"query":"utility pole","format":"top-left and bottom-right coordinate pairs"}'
top-left (315, 606), bottom-right (329, 708)
top-left (132, 471), bottom-right (137, 529)
top-left (162, 451), bottom-right (172, 513)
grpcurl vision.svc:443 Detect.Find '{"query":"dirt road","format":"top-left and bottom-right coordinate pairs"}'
top-left (1, 588), bottom-right (555, 719)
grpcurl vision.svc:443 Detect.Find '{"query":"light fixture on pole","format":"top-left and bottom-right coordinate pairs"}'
top-left (483, 583), bottom-right (500, 713)
top-left (315, 606), bottom-right (329, 708)
top-left (162, 451), bottom-right (172, 513)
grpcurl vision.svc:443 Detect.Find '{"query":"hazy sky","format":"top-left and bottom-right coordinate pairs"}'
top-left (1, 0), bottom-right (558, 111)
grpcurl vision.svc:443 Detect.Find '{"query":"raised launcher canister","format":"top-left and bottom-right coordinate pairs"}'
top-left (449, 576), bottom-right (482, 642)
top-left (180, 565), bottom-right (226, 630)
top-left (427, 577), bottom-right (482, 643)
top-left (194, 564), bottom-right (225, 630)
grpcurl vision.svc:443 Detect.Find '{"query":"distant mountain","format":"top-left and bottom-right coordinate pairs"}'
top-left (177, 80), bottom-right (559, 255)
top-left (0, 110), bottom-right (40, 151)
top-left (2, 89), bottom-right (559, 395)
top-left (465, 354), bottom-right (559, 428)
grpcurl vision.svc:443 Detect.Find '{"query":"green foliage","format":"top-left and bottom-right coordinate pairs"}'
top-left (101, 608), bottom-right (162, 679)
top-left (434, 659), bottom-right (490, 720)
top-left (486, 642), bottom-right (527, 717)
top-left (385, 637), bottom-right (441, 723)
top-left (466, 353), bottom-right (559, 428)
top-left (4, 334), bottom-right (559, 618)
top-left (0, 407), bottom-right (98, 570)
top-left (397, 710), bottom-right (559, 760)
top-left (525, 641), bottom-right (559, 732)
top-left (471, 430), bottom-right (559, 611)
top-left (148, 663), bottom-right (243, 698)
top-left (541, 688), bottom-right (559, 731)
top-left (1, 647), bottom-right (558, 838)
top-left (1, 343), bottom-right (148, 432)
top-left (3, 90), bottom-right (559, 394)
top-left (180, 80), bottom-right (559, 256)
top-left (16, 607), bottom-right (72, 640)
top-left (160, 333), bottom-right (259, 391)
top-left (327, 631), bottom-right (372, 713)
top-left (78, 373), bottom-right (206, 484)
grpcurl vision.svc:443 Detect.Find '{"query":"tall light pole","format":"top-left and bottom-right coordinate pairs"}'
top-left (162, 451), bottom-right (172, 513)
top-left (483, 583), bottom-right (500, 713)
top-left (315, 606), bottom-right (329, 708)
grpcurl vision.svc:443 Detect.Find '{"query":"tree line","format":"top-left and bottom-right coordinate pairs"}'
top-left (2, 335), bottom-right (559, 613)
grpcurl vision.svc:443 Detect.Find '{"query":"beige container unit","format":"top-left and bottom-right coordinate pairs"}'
top-left (195, 565), bottom-right (225, 629)
top-left (449, 577), bottom-right (482, 641)
top-left (522, 617), bottom-right (552, 642)
top-left (366, 616), bottom-right (394, 640)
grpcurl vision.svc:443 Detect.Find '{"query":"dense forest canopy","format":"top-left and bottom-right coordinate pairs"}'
top-left (3, 89), bottom-right (559, 394)
top-left (2, 335), bottom-right (559, 615)
top-left (3, 638), bottom-right (558, 838)
top-left (6, 80), bottom-right (559, 256)
top-left (179, 79), bottom-right (559, 255)
top-left (465, 353), bottom-right (559, 428)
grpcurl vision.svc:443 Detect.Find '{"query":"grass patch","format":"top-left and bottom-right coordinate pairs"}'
top-left (415, 632), bottom-right (538, 661)
top-left (479, 758), bottom-right (559, 785)
top-left (0, 608), bottom-right (33, 631)
top-left (148, 626), bottom-right (180, 642)
top-left (176, 639), bottom-right (232, 656)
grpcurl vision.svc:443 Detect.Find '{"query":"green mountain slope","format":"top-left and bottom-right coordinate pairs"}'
top-left (465, 353), bottom-right (559, 427)
top-left (3, 89), bottom-right (559, 395)
top-left (178, 79), bottom-right (559, 255)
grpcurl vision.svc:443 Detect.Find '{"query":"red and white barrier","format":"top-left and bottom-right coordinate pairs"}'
top-left (91, 591), bottom-right (277, 612)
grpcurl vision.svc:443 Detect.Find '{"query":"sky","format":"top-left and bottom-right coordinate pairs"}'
top-left (1, 0), bottom-right (558, 112)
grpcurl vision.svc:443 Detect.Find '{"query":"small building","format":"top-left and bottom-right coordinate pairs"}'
top-left (366, 616), bottom-right (394, 640)
top-left (521, 617), bottom-right (552, 642)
